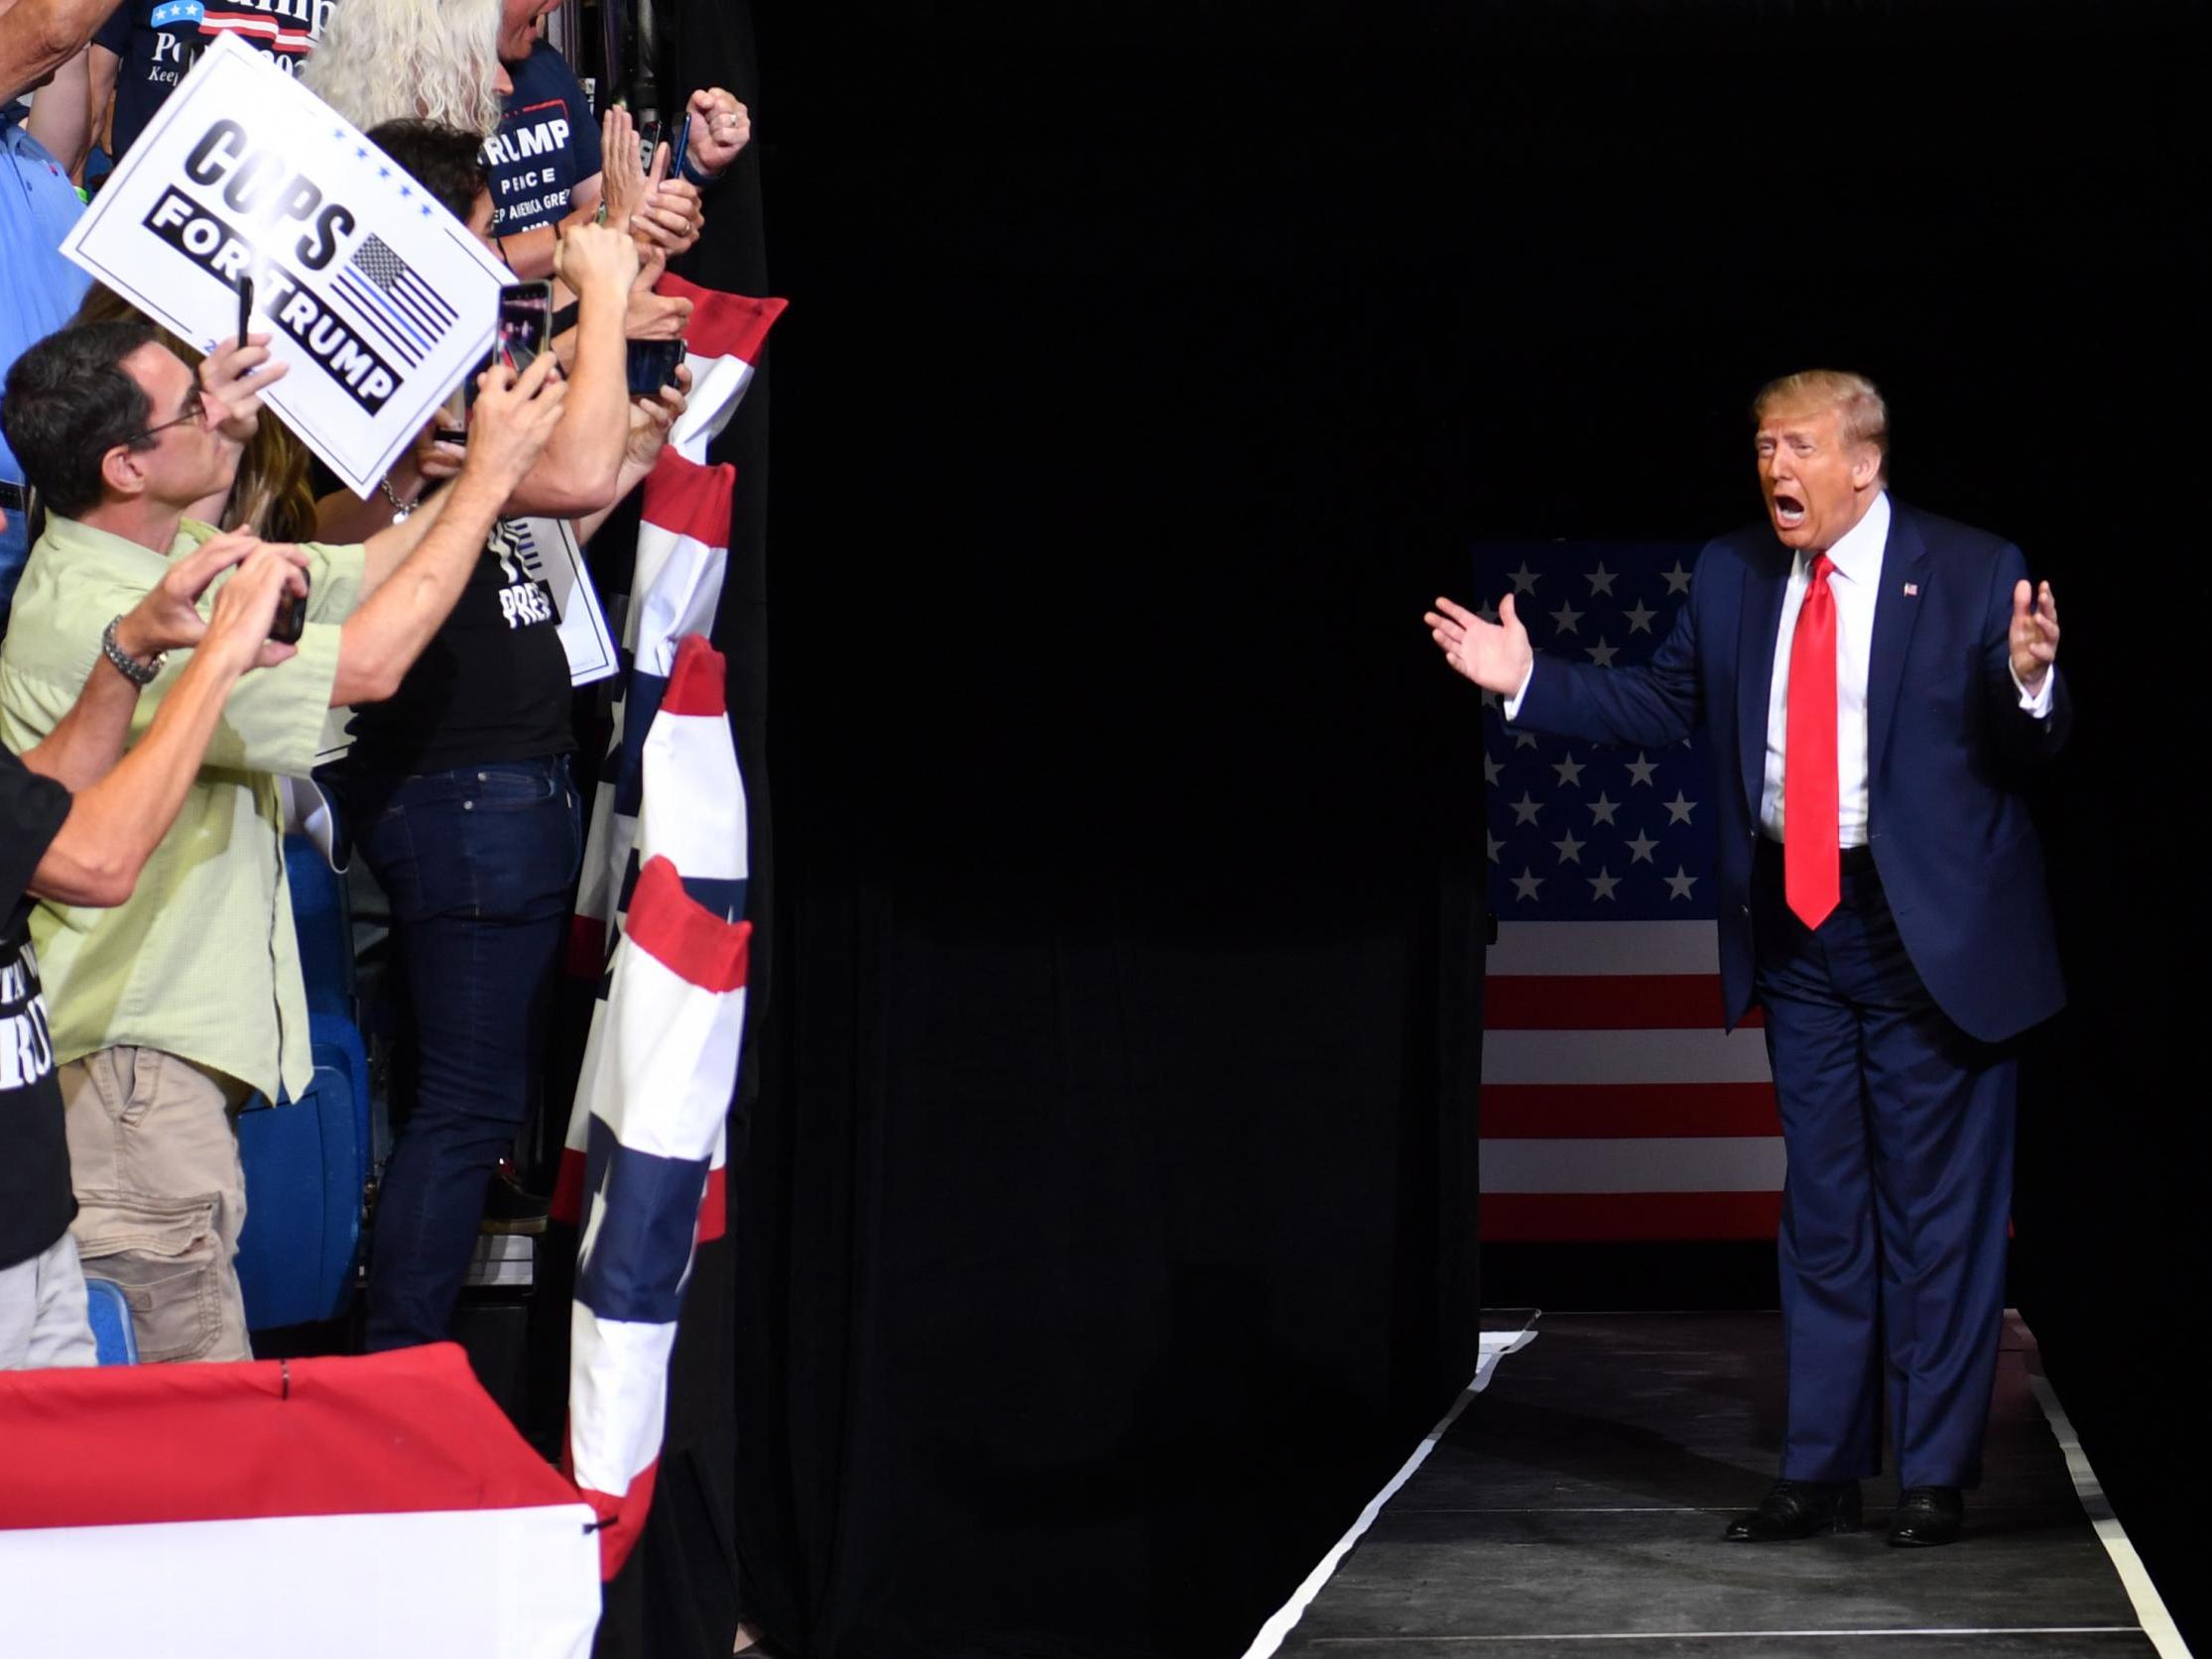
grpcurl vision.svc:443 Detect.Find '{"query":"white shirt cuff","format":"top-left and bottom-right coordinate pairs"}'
top-left (1502, 660), bottom-right (1536, 723)
top-left (2010, 659), bottom-right (2056, 718)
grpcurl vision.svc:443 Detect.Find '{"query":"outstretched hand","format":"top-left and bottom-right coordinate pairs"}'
top-left (1424, 593), bottom-right (1535, 697)
top-left (2010, 580), bottom-right (2058, 691)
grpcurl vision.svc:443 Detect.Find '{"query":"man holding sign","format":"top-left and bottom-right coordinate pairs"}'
top-left (0, 321), bottom-right (563, 1363)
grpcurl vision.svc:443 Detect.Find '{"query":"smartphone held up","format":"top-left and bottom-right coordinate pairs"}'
top-left (496, 280), bottom-right (554, 376)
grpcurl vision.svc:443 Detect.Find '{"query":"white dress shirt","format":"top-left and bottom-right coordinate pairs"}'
top-left (1505, 490), bottom-right (2054, 843)
top-left (1761, 492), bottom-right (1891, 845)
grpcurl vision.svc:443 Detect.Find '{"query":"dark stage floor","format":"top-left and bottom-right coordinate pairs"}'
top-left (1268, 1313), bottom-right (2181, 1658)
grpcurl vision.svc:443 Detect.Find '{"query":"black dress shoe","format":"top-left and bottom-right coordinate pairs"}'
top-left (1886, 1485), bottom-right (1965, 1547)
top-left (1722, 1480), bottom-right (1863, 1542)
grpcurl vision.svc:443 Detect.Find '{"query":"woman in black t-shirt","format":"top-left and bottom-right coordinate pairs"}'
top-left (319, 121), bottom-right (684, 1352)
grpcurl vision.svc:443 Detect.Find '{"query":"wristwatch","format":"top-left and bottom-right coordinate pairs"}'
top-left (101, 615), bottom-right (167, 686)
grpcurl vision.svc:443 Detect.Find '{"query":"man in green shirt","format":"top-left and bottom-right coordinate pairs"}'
top-left (0, 316), bottom-right (566, 1362)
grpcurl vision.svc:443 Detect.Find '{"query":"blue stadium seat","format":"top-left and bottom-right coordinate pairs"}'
top-left (235, 1015), bottom-right (372, 1331)
top-left (83, 1275), bottom-right (138, 1364)
top-left (286, 826), bottom-right (357, 1020)
top-left (234, 834), bottom-right (373, 1331)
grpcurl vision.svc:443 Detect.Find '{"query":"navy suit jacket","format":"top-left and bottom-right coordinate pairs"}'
top-left (1514, 500), bottom-right (2069, 1044)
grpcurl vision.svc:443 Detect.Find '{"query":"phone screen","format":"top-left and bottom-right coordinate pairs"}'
top-left (495, 280), bottom-right (553, 376)
top-left (625, 337), bottom-right (685, 399)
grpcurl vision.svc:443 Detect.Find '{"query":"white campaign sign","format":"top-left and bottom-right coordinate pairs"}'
top-left (513, 516), bottom-right (620, 687)
top-left (61, 34), bottom-right (509, 498)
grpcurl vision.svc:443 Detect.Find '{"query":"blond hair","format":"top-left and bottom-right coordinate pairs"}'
top-left (1753, 369), bottom-right (1889, 479)
top-left (300, 0), bottom-right (505, 139)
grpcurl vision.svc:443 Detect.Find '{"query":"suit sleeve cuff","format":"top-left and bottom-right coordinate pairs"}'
top-left (1502, 660), bottom-right (1536, 723)
top-left (2011, 659), bottom-right (2055, 718)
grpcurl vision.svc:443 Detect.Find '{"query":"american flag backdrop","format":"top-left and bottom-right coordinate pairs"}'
top-left (1475, 542), bottom-right (1783, 1242)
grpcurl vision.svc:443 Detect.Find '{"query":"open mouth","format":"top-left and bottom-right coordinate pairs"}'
top-left (1771, 491), bottom-right (1807, 531)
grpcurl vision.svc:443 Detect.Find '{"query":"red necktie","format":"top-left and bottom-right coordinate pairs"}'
top-left (1784, 553), bottom-right (1840, 929)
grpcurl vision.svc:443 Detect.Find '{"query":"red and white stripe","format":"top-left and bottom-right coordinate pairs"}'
top-left (0, 1345), bottom-right (599, 1656)
top-left (628, 451), bottom-right (735, 680)
top-left (200, 10), bottom-right (318, 54)
top-left (558, 636), bottom-right (747, 1245)
top-left (1481, 922), bottom-right (1784, 1241)
top-left (562, 857), bottom-right (751, 1577)
top-left (654, 276), bottom-right (786, 464)
top-left (571, 454), bottom-right (737, 959)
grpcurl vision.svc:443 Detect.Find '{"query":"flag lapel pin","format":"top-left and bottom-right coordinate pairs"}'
top-left (1903, 582), bottom-right (1918, 596)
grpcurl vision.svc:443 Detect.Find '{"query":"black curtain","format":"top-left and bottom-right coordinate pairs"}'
top-left (616, 2), bottom-right (2207, 1655)
top-left (723, 7), bottom-right (1490, 1657)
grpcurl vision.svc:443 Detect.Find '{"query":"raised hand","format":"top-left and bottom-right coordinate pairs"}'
top-left (1423, 594), bottom-right (1536, 697)
top-left (2010, 579), bottom-right (2058, 691)
top-left (462, 351), bottom-right (568, 490)
top-left (199, 334), bottom-right (291, 443)
top-left (626, 249), bottom-right (693, 340)
top-left (412, 416), bottom-right (467, 484)
top-left (633, 177), bottom-right (703, 258)
top-left (553, 218), bottom-right (642, 304)
top-left (624, 365), bottom-right (691, 469)
top-left (597, 108), bottom-right (669, 240)
top-left (685, 88), bottom-right (751, 176)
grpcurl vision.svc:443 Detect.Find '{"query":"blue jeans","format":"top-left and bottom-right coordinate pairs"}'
top-left (346, 755), bottom-right (582, 1352)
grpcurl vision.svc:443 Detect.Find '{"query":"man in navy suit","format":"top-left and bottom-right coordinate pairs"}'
top-left (1424, 370), bottom-right (2066, 1548)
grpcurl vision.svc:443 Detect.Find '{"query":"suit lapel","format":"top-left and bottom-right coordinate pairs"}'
top-left (1865, 505), bottom-right (1929, 784)
top-left (1735, 542), bottom-right (1791, 818)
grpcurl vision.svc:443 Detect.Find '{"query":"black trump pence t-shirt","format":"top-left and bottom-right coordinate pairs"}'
top-left (485, 40), bottom-right (604, 237)
top-left (345, 519), bottom-right (573, 775)
top-left (0, 745), bottom-right (73, 1270)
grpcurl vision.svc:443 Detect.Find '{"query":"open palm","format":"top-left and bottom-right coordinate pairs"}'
top-left (1424, 594), bottom-right (1535, 696)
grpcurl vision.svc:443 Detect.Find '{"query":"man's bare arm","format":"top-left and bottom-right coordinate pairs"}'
top-left (22, 38), bottom-right (88, 167)
top-left (0, 0), bottom-right (124, 103)
top-left (326, 358), bottom-right (566, 706)
top-left (29, 548), bottom-right (305, 907)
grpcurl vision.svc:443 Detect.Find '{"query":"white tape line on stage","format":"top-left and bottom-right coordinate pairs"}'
top-left (2013, 1314), bottom-right (2194, 1659)
top-left (1236, 1312), bottom-right (1542, 1659)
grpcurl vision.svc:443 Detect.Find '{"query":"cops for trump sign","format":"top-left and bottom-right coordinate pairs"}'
top-left (61, 34), bottom-right (509, 497)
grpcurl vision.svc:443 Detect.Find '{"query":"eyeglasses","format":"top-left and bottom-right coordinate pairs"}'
top-left (133, 389), bottom-right (213, 445)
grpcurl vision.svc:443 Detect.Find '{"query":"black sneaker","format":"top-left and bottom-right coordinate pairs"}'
top-left (480, 1158), bottom-right (550, 1236)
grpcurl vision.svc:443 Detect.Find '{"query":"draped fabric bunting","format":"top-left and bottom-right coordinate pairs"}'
top-left (657, 275), bottom-right (786, 464)
top-left (569, 451), bottom-right (737, 982)
top-left (0, 1345), bottom-right (601, 1655)
top-left (556, 850), bottom-right (751, 1577)
top-left (547, 278), bottom-right (769, 1577)
top-left (556, 633), bottom-right (748, 1244)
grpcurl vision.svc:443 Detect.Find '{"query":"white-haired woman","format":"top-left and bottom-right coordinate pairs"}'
top-left (300, 0), bottom-right (507, 139)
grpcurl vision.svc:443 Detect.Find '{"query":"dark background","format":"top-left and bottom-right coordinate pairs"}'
top-left (634, 3), bottom-right (2209, 1655)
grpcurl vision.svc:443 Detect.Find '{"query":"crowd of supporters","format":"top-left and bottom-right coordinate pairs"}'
top-left (0, 0), bottom-right (749, 1374)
